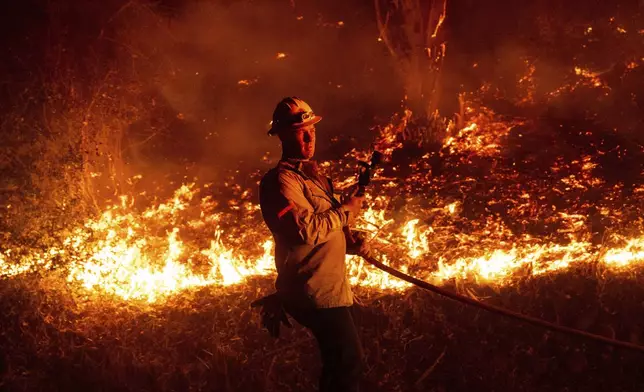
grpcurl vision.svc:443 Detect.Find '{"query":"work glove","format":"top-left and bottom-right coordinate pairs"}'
top-left (341, 186), bottom-right (365, 226)
top-left (250, 293), bottom-right (292, 338)
top-left (346, 230), bottom-right (373, 258)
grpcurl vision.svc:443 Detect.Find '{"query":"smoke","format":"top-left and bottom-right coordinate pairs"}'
top-left (113, 0), bottom-right (402, 181)
top-left (3, 0), bottom-right (639, 198)
top-left (445, 0), bottom-right (643, 135)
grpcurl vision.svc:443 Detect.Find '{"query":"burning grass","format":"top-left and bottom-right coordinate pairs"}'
top-left (1, 93), bottom-right (644, 390)
top-left (2, 15), bottom-right (644, 384)
top-left (3, 100), bottom-right (642, 301)
top-left (1, 1), bottom-right (643, 390)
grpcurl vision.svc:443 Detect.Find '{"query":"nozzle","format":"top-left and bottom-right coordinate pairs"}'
top-left (370, 151), bottom-right (384, 168)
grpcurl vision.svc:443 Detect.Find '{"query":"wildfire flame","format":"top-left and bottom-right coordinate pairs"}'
top-left (1, 102), bottom-right (642, 304)
top-left (603, 238), bottom-right (644, 268)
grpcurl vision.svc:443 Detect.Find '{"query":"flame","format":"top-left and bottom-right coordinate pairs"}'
top-left (402, 219), bottom-right (430, 259)
top-left (443, 106), bottom-right (522, 155)
top-left (574, 67), bottom-right (604, 87)
top-left (348, 254), bottom-right (411, 290)
top-left (3, 172), bottom-right (642, 303)
top-left (238, 79), bottom-right (259, 86)
top-left (1, 99), bottom-right (643, 304)
top-left (2, 185), bottom-right (276, 303)
top-left (431, 1), bottom-right (447, 38)
top-left (603, 238), bottom-right (644, 268)
top-left (430, 239), bottom-right (593, 284)
top-left (201, 233), bottom-right (274, 286)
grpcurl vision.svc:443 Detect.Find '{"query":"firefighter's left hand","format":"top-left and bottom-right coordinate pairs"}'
top-left (250, 293), bottom-right (292, 338)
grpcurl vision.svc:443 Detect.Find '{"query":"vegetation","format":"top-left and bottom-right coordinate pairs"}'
top-left (2, 269), bottom-right (644, 391)
top-left (375, 0), bottom-right (448, 120)
top-left (1, 1), bottom-right (643, 391)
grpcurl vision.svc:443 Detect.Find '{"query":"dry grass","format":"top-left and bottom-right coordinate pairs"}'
top-left (0, 2), bottom-right (642, 391)
top-left (2, 268), bottom-right (644, 391)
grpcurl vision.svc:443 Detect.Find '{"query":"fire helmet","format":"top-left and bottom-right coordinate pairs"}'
top-left (267, 97), bottom-right (322, 136)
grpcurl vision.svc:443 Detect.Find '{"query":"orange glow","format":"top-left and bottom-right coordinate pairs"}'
top-left (1, 101), bottom-right (642, 305)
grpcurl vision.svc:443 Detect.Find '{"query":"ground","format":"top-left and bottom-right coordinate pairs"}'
top-left (2, 267), bottom-right (644, 392)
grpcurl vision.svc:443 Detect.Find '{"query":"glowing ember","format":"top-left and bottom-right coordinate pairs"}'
top-left (443, 106), bottom-right (521, 155)
top-left (238, 78), bottom-right (259, 86)
top-left (574, 67), bottom-right (605, 87)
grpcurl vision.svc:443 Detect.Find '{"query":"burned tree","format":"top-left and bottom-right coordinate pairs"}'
top-left (375, 0), bottom-right (448, 120)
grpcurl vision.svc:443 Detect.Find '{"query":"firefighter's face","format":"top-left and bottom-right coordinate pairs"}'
top-left (281, 125), bottom-right (316, 159)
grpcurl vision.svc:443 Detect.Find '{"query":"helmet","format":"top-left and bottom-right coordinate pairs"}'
top-left (267, 97), bottom-right (322, 136)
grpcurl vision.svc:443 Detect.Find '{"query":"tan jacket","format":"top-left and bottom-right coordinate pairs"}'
top-left (259, 159), bottom-right (354, 308)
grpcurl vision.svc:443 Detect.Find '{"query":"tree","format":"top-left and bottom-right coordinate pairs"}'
top-left (375, 0), bottom-right (448, 120)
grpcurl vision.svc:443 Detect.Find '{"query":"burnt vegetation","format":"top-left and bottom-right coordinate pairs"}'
top-left (1, 0), bottom-right (644, 391)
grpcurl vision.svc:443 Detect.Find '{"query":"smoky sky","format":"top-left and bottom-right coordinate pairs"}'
top-left (0, 0), bottom-right (640, 189)
top-left (115, 0), bottom-right (402, 178)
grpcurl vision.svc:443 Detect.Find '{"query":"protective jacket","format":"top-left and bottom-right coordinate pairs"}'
top-left (259, 159), bottom-right (354, 308)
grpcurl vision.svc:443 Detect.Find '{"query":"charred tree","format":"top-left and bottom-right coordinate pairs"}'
top-left (375, 0), bottom-right (448, 120)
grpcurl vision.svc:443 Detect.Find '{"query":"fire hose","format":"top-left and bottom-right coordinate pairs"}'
top-left (360, 253), bottom-right (644, 354)
top-left (344, 150), bottom-right (644, 354)
top-left (255, 151), bottom-right (644, 354)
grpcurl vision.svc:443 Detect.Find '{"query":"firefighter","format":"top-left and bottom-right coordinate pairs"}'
top-left (255, 97), bottom-right (369, 392)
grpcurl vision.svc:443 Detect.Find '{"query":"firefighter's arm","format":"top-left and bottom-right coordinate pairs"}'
top-left (274, 173), bottom-right (351, 246)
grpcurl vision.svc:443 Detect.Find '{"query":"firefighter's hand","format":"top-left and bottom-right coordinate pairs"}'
top-left (346, 231), bottom-right (373, 258)
top-left (250, 293), bottom-right (292, 338)
top-left (341, 188), bottom-right (365, 225)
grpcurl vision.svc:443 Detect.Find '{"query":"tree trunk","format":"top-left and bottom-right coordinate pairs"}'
top-left (376, 0), bottom-right (448, 119)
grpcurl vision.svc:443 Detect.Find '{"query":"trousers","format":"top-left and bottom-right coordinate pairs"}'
top-left (285, 305), bottom-right (363, 392)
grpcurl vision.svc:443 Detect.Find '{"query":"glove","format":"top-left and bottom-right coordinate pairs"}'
top-left (250, 293), bottom-right (292, 338)
top-left (346, 230), bottom-right (373, 258)
top-left (341, 187), bottom-right (365, 225)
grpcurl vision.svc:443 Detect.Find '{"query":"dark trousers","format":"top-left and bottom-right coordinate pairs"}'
top-left (286, 305), bottom-right (363, 392)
